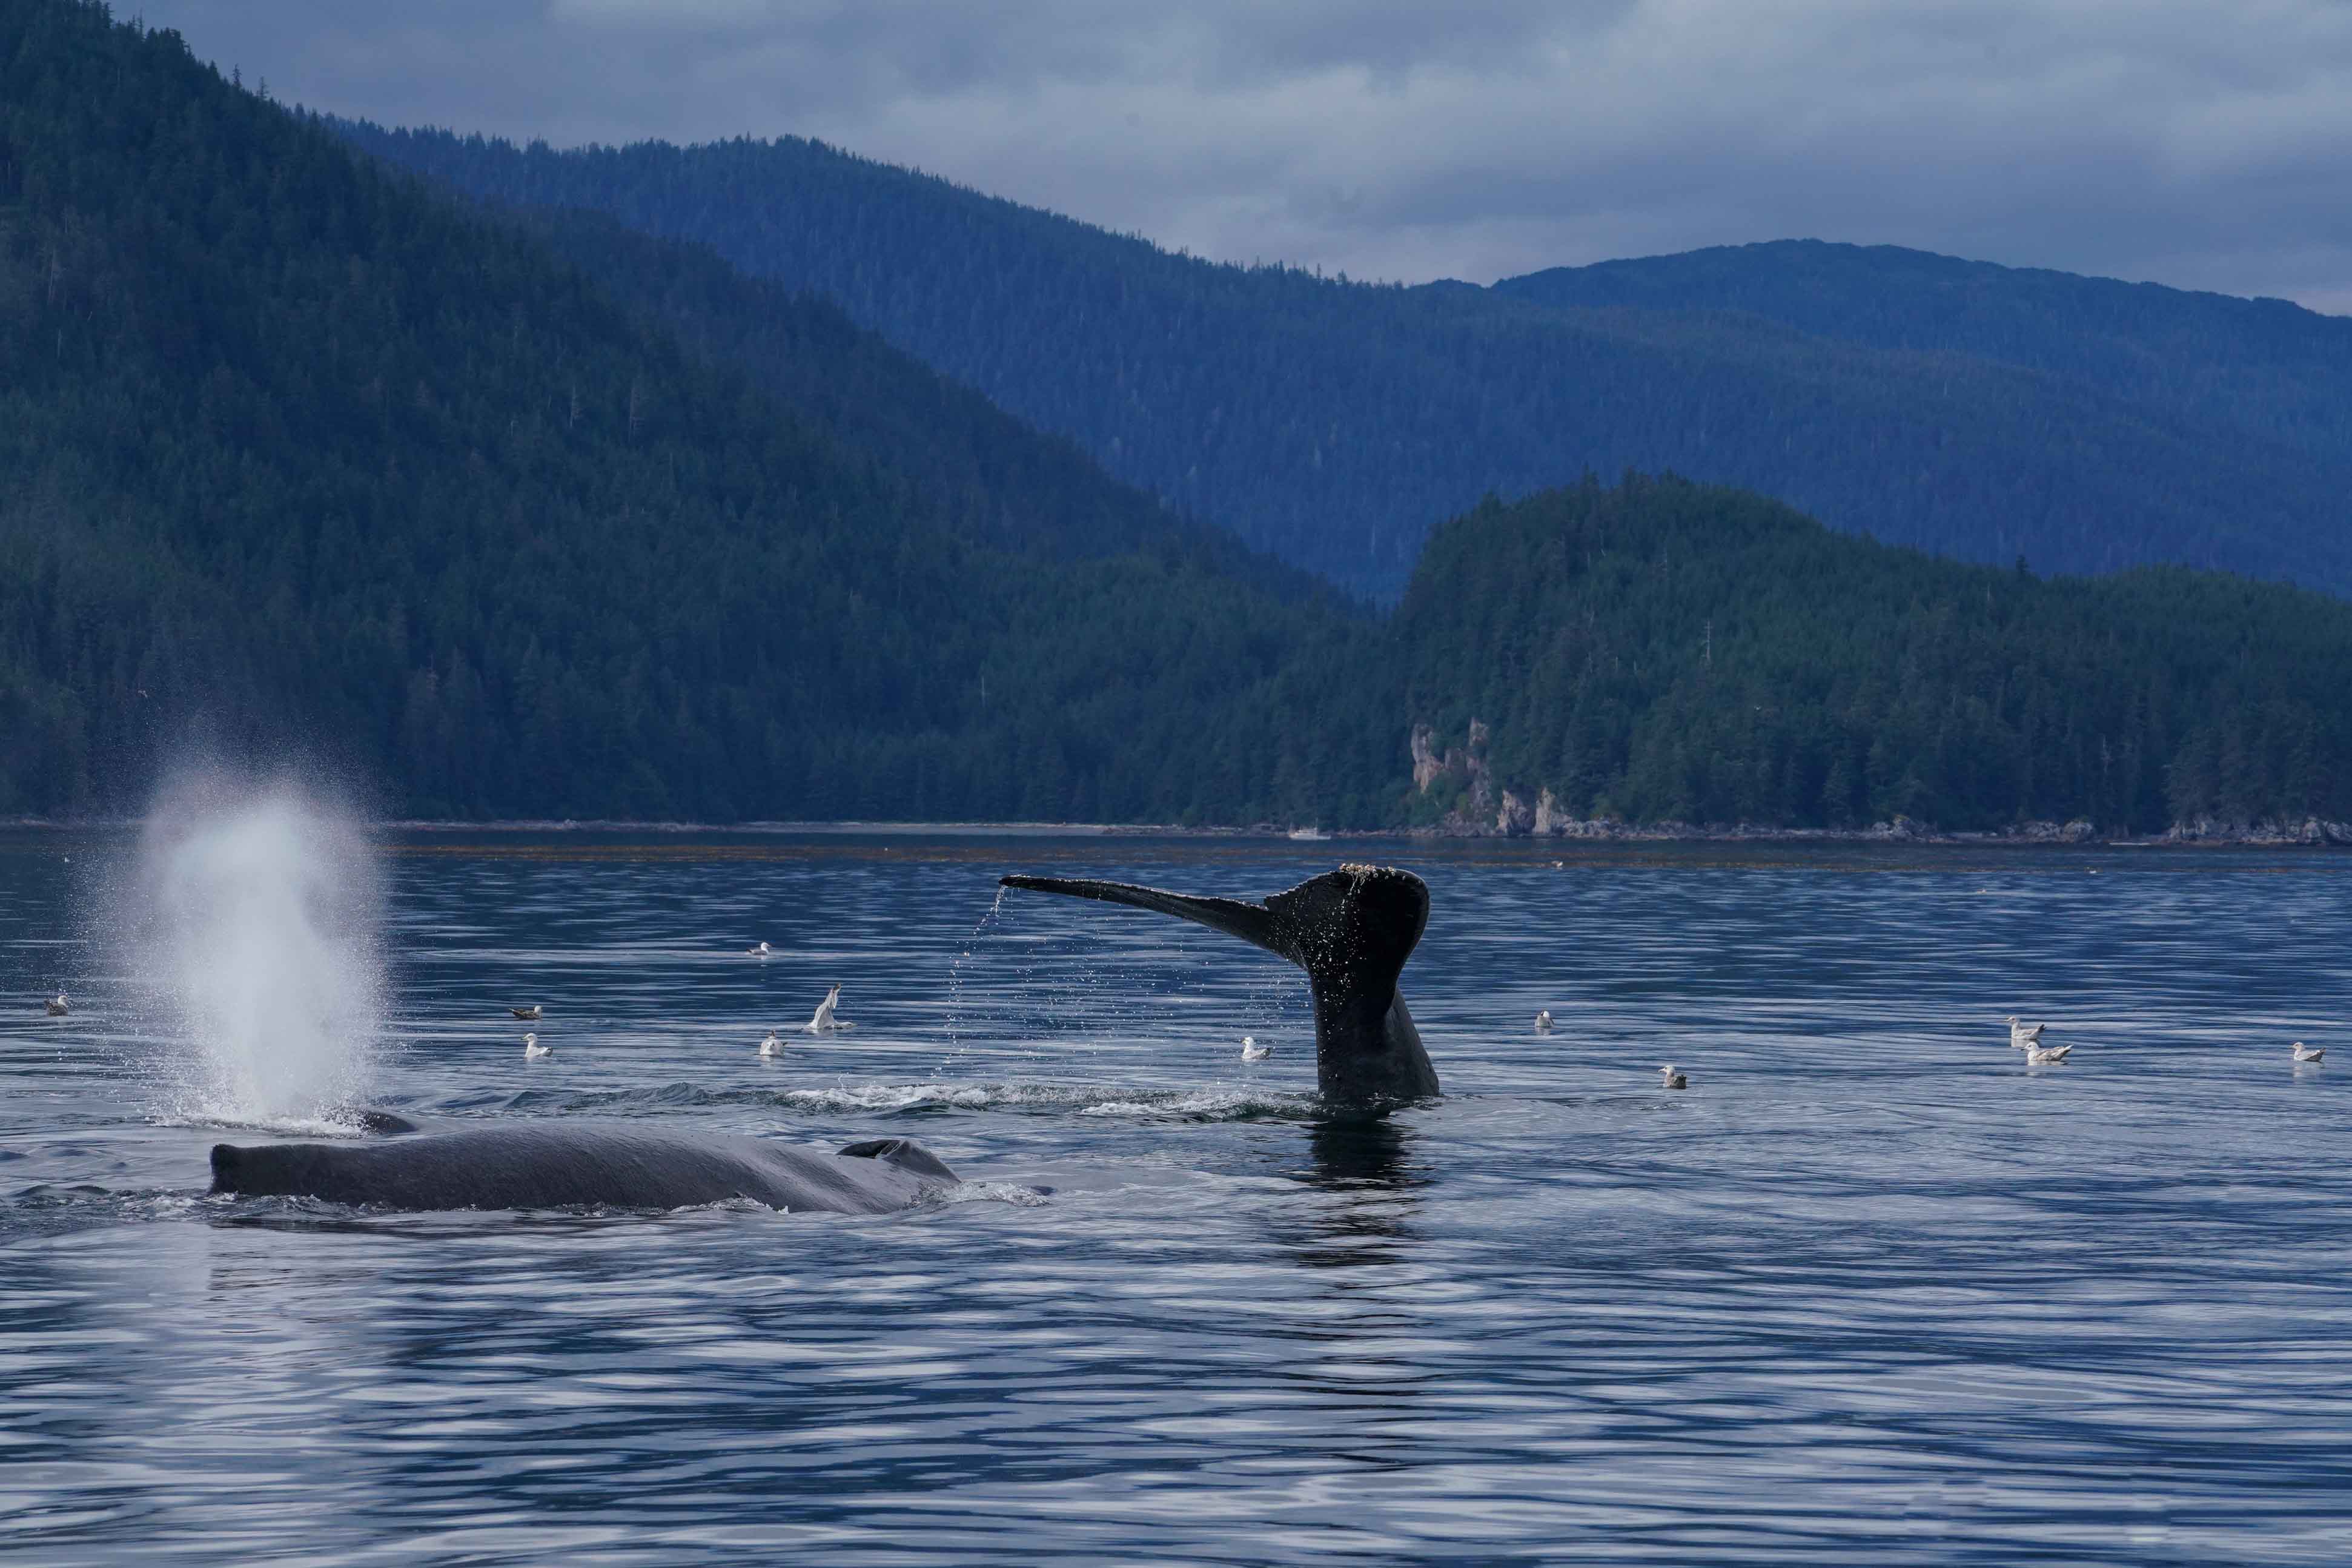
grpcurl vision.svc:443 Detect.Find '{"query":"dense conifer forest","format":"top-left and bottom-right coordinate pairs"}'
top-left (1396, 477), bottom-right (2352, 833)
top-left (0, 0), bottom-right (1377, 825)
top-left (5, 1), bottom-right (2351, 835)
top-left (340, 122), bottom-right (2352, 605)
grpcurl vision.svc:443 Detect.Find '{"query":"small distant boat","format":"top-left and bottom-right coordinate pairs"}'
top-left (45, 993), bottom-right (68, 1017)
top-left (2293, 1041), bottom-right (2325, 1064)
top-left (510, 1005), bottom-right (542, 1021)
top-left (1287, 827), bottom-right (1328, 841)
top-left (523, 1033), bottom-right (551, 1060)
top-left (1660, 1064), bottom-right (1686, 1090)
top-left (1240, 1035), bottom-right (1270, 1062)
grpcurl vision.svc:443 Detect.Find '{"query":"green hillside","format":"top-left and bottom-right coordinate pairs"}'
top-left (0, 1), bottom-right (1376, 825)
top-left (7, 2), bottom-right (2351, 837)
top-left (1397, 477), bottom-right (2352, 832)
top-left (336, 124), bottom-right (2352, 604)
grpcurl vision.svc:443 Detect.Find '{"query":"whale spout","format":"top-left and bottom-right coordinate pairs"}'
top-left (998, 864), bottom-right (1440, 1105)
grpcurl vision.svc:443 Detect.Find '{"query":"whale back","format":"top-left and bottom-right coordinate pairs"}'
top-left (999, 864), bottom-right (1440, 1105)
top-left (210, 1123), bottom-right (958, 1213)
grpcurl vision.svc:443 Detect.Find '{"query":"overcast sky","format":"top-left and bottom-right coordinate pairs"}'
top-left (134, 1), bottom-right (2352, 311)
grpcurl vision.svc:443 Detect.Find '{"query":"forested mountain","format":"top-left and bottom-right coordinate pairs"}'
top-left (1397, 477), bottom-right (2352, 833)
top-left (339, 124), bottom-right (2352, 604)
top-left (0, 0), bottom-right (1380, 825)
top-left (494, 202), bottom-right (1314, 593)
top-left (9, 1), bottom-right (2352, 836)
top-left (1496, 240), bottom-right (2352, 463)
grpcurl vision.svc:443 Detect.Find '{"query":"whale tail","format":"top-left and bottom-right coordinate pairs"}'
top-left (998, 864), bottom-right (1439, 1105)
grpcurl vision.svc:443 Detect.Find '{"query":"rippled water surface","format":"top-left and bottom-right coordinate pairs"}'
top-left (6, 830), bottom-right (2352, 1563)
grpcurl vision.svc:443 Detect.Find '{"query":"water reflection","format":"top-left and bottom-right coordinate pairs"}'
top-left (1301, 1114), bottom-right (1417, 1191)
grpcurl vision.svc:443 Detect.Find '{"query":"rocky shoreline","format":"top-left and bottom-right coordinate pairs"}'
top-left (7, 813), bottom-right (2348, 847)
top-left (1401, 717), bottom-right (2352, 847)
top-left (1396, 813), bottom-right (2352, 847)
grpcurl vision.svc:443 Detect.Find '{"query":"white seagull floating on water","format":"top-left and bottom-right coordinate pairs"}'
top-left (1535, 1010), bottom-right (1554, 1033)
top-left (746, 941), bottom-right (772, 958)
top-left (758, 1031), bottom-right (785, 1057)
top-left (802, 983), bottom-right (850, 1033)
top-left (1660, 1064), bottom-right (1686, 1090)
top-left (1240, 1035), bottom-right (1270, 1062)
top-left (2006, 1015), bottom-right (2046, 1049)
top-left (2023, 1040), bottom-right (2070, 1065)
top-left (2292, 1041), bottom-right (2325, 1064)
top-left (45, 993), bottom-right (68, 1016)
top-left (523, 1032), bottom-right (551, 1060)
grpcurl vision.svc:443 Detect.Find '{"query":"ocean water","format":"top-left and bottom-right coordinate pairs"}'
top-left (4, 829), bottom-right (2351, 1564)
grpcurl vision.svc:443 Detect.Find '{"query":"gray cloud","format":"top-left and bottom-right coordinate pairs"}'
top-left (136, 0), bottom-right (2352, 308)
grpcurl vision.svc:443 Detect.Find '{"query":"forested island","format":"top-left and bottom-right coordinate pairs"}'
top-left (2, 1), bottom-right (2348, 838)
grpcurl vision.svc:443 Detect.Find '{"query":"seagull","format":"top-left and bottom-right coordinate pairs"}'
top-left (1240, 1035), bottom-right (1270, 1062)
top-left (1660, 1064), bottom-right (1686, 1090)
top-left (746, 941), bottom-right (772, 958)
top-left (801, 983), bottom-right (849, 1033)
top-left (2024, 1041), bottom-right (2070, 1065)
top-left (510, 1004), bottom-right (542, 1021)
top-left (2006, 1016), bottom-right (2046, 1049)
top-left (1535, 1010), bottom-right (1554, 1033)
top-left (758, 1031), bottom-right (785, 1057)
top-left (2293, 1041), bottom-right (2325, 1064)
top-left (523, 1032), bottom-right (551, 1060)
top-left (44, 993), bottom-right (68, 1016)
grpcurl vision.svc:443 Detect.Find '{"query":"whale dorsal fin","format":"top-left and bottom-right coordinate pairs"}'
top-left (837, 1137), bottom-right (958, 1182)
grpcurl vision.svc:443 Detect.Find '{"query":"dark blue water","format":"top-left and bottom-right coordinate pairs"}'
top-left (5, 830), bottom-right (2351, 1564)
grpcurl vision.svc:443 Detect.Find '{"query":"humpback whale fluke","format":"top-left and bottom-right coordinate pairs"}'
top-left (998, 864), bottom-right (1440, 1105)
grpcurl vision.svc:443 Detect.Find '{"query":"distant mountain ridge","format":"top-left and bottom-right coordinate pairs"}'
top-left (1496, 239), bottom-right (2352, 470)
top-left (339, 123), bottom-right (2352, 603)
